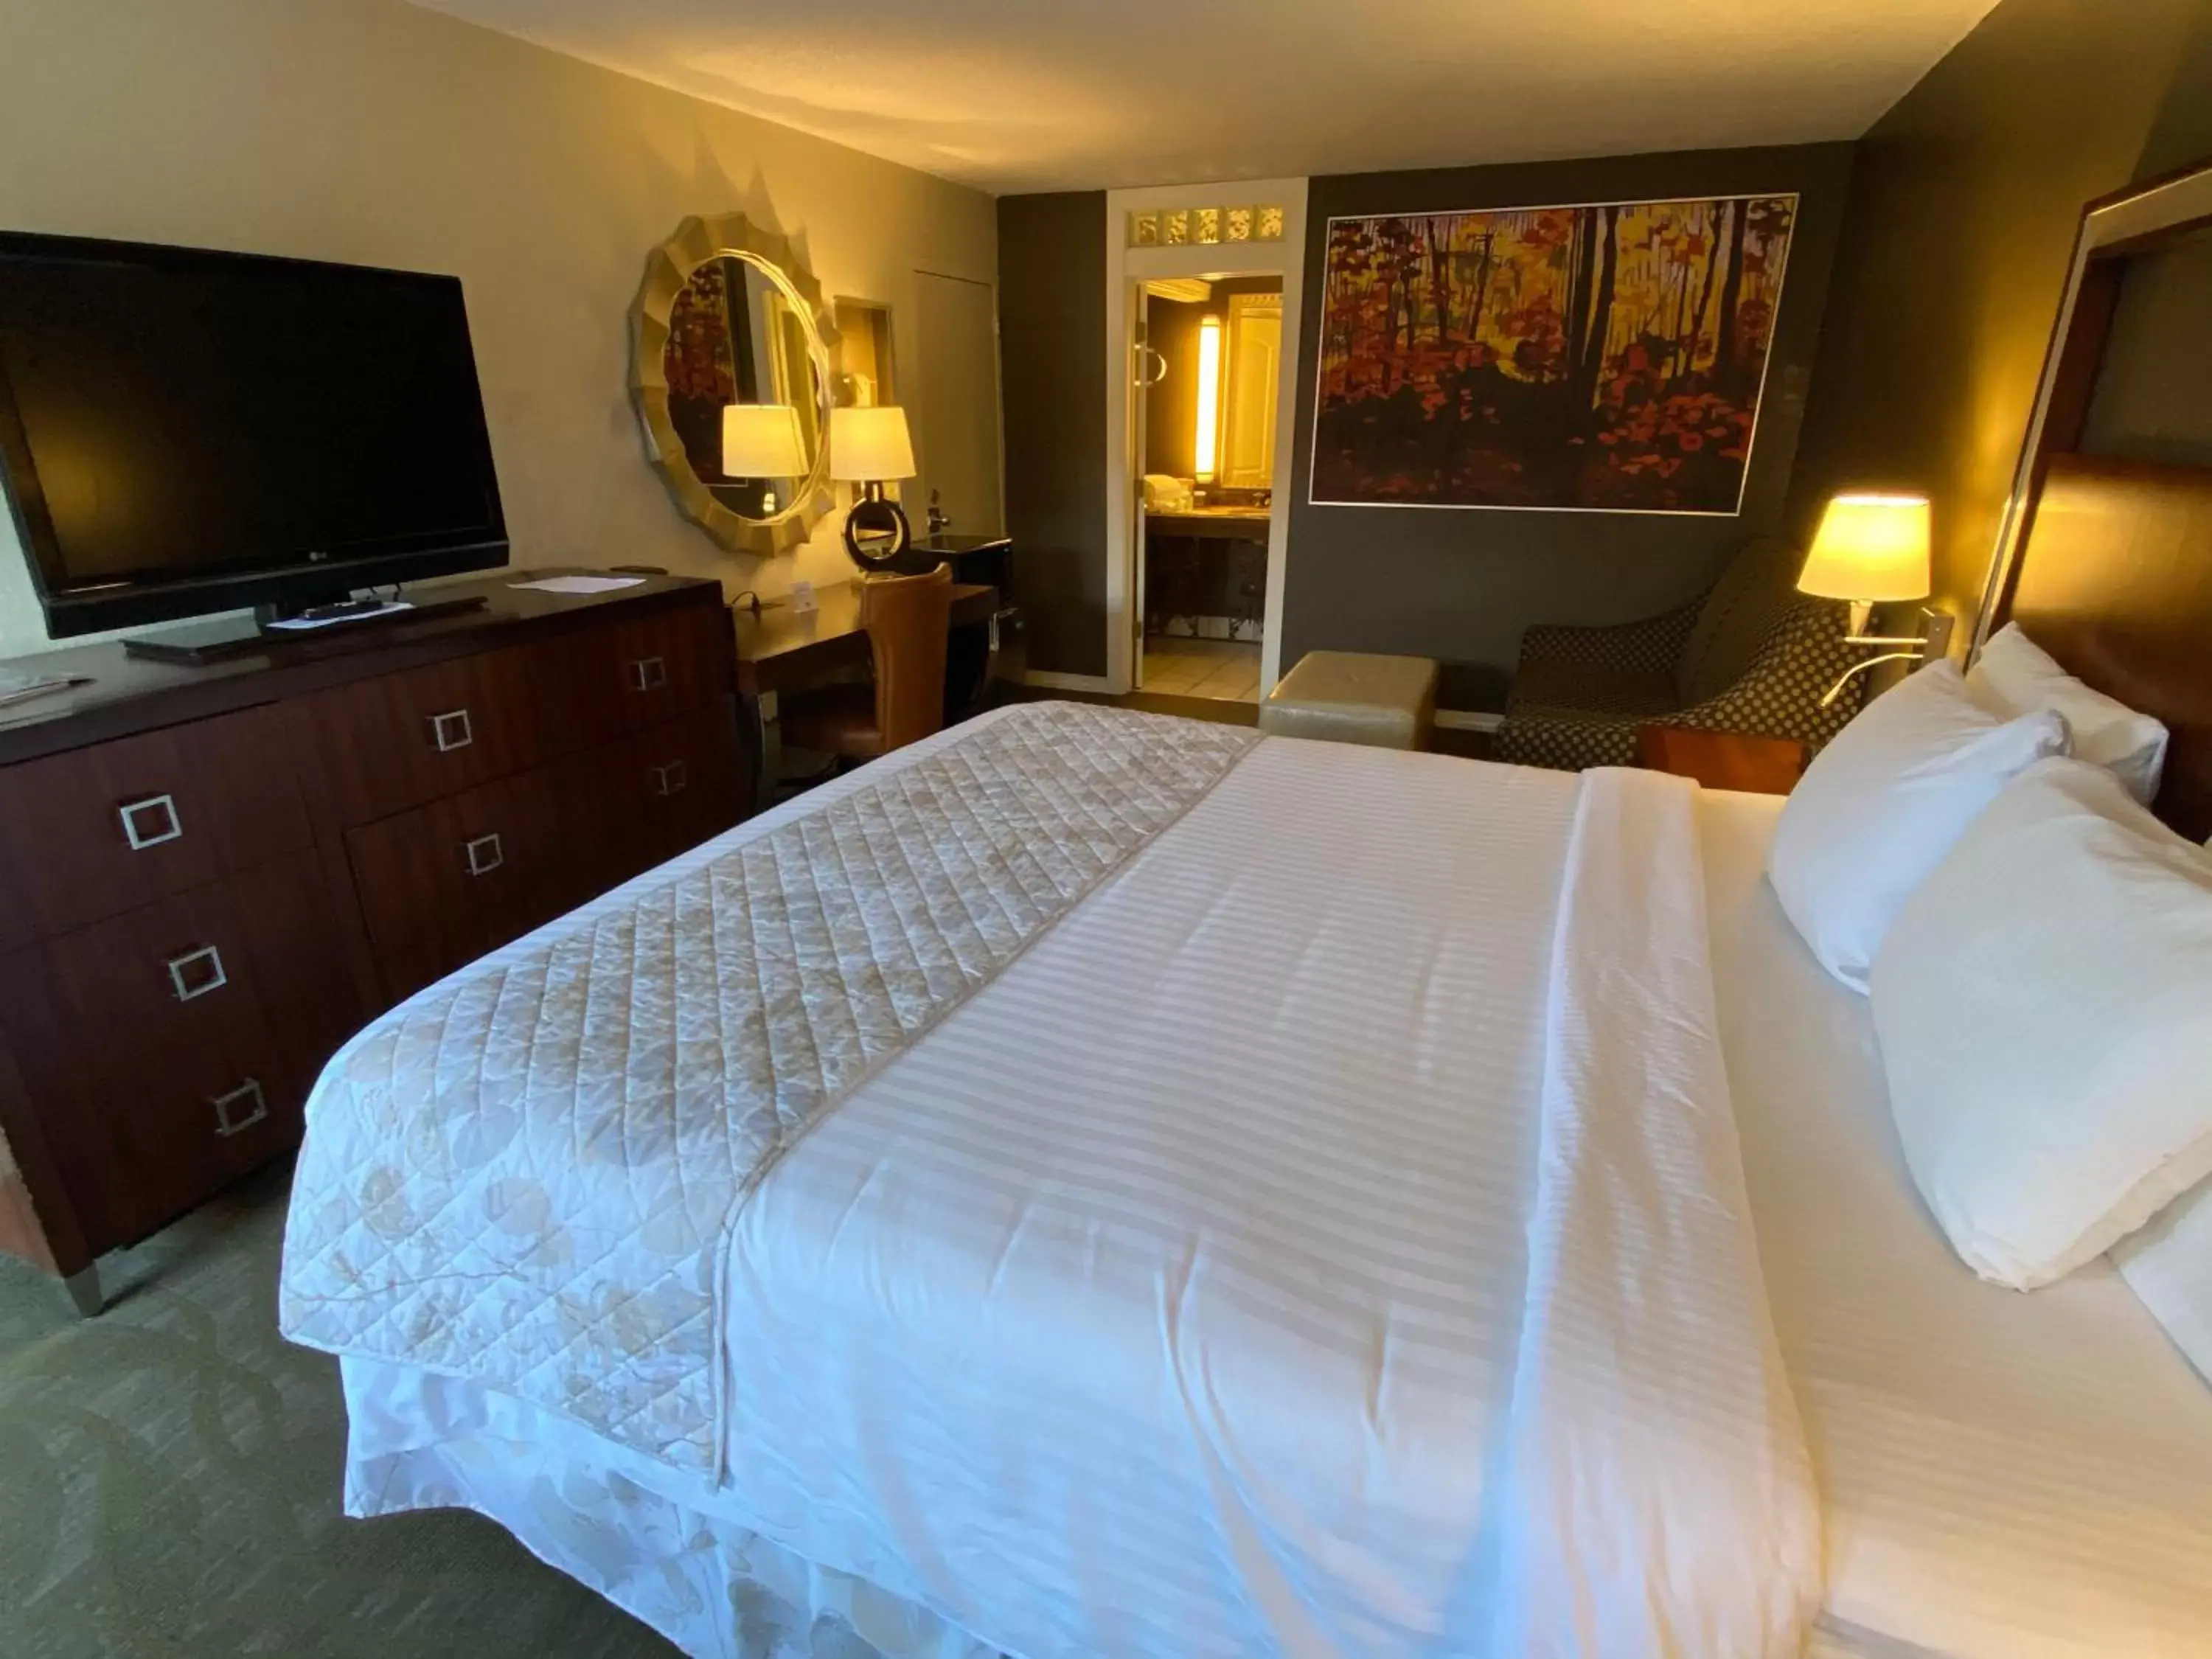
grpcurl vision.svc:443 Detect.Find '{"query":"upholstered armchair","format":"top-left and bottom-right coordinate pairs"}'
top-left (1492, 537), bottom-right (1865, 772)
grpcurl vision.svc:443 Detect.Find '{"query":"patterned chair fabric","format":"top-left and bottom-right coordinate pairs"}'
top-left (1494, 541), bottom-right (1865, 773)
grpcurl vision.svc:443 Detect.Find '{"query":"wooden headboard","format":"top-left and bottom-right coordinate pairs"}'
top-left (1992, 452), bottom-right (2212, 841)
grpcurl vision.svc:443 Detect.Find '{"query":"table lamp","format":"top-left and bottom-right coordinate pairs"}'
top-left (1796, 492), bottom-right (1947, 706)
top-left (831, 405), bottom-right (922, 573)
top-left (721, 403), bottom-right (807, 515)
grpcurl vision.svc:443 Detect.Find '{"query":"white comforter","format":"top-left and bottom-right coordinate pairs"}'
top-left (315, 712), bottom-right (1818, 1657)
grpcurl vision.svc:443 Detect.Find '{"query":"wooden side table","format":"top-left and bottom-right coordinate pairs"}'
top-left (1635, 725), bottom-right (1807, 795)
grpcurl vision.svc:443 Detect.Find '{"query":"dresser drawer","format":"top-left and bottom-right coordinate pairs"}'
top-left (561, 707), bottom-right (748, 890)
top-left (0, 851), bottom-right (358, 1251)
top-left (568, 602), bottom-right (731, 739)
top-left (292, 640), bottom-right (568, 826)
top-left (344, 763), bottom-right (586, 1004)
top-left (0, 704), bottom-right (313, 950)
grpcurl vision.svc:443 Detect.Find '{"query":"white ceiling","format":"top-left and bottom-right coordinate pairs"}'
top-left (412, 0), bottom-right (2003, 195)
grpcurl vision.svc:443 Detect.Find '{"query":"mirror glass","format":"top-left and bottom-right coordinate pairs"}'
top-left (660, 251), bottom-right (828, 522)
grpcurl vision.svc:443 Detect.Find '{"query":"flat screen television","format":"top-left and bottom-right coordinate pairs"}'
top-left (0, 231), bottom-right (507, 640)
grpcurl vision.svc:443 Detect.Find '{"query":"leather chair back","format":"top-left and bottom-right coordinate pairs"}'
top-left (859, 565), bottom-right (956, 752)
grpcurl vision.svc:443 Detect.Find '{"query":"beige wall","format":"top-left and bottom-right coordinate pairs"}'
top-left (0, 0), bottom-right (998, 654)
top-left (1782, 0), bottom-right (2209, 640)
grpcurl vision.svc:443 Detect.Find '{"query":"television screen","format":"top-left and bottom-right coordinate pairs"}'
top-left (0, 233), bottom-right (506, 635)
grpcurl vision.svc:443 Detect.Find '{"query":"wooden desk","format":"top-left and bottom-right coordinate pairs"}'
top-left (734, 579), bottom-right (997, 694)
top-left (734, 579), bottom-right (1000, 810)
top-left (1635, 724), bottom-right (1806, 795)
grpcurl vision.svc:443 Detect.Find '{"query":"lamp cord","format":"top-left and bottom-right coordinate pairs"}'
top-left (1820, 650), bottom-right (1922, 709)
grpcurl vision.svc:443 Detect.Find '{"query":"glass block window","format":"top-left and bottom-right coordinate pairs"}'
top-left (1124, 204), bottom-right (1287, 248)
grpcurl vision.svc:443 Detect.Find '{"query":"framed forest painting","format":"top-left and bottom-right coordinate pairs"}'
top-left (1310, 193), bottom-right (1798, 515)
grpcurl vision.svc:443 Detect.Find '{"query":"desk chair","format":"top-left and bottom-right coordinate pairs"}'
top-left (779, 565), bottom-right (956, 764)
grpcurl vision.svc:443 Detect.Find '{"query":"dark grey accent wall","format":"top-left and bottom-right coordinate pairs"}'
top-left (998, 190), bottom-right (1108, 678)
top-left (1280, 143), bottom-right (1854, 712)
top-left (2136, 3), bottom-right (2212, 180)
top-left (1781, 0), bottom-right (2208, 633)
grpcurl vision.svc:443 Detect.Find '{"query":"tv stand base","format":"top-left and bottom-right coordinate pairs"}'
top-left (122, 594), bottom-right (489, 664)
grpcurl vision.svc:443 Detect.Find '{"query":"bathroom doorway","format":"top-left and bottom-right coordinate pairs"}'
top-left (1096, 179), bottom-right (1307, 703)
top-left (1134, 274), bottom-right (1282, 703)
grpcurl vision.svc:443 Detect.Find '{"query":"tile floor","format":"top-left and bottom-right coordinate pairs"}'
top-left (1141, 636), bottom-right (1262, 703)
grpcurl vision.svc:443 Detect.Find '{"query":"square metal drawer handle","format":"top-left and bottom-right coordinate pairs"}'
top-left (119, 793), bottom-right (184, 851)
top-left (462, 832), bottom-right (504, 877)
top-left (164, 943), bottom-right (229, 1003)
top-left (428, 709), bottom-right (475, 753)
top-left (627, 655), bottom-right (668, 692)
top-left (650, 759), bottom-right (689, 798)
top-left (212, 1078), bottom-right (268, 1138)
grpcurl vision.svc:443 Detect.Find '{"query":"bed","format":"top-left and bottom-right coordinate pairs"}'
top-left (296, 706), bottom-right (1821, 1655)
top-left (281, 445), bottom-right (2212, 1654)
top-left (281, 712), bottom-right (2212, 1656)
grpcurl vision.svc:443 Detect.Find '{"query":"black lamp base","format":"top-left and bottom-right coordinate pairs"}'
top-left (843, 496), bottom-right (942, 576)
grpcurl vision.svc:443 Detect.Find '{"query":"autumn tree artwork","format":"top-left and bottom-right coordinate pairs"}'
top-left (1310, 194), bottom-right (1797, 514)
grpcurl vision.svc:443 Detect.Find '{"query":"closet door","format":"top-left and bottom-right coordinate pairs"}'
top-left (911, 270), bottom-right (1004, 537)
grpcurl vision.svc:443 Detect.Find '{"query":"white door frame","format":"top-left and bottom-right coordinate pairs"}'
top-left (1099, 178), bottom-right (1309, 698)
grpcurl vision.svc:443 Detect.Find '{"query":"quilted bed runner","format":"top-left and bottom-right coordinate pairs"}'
top-left (280, 702), bottom-right (1259, 1474)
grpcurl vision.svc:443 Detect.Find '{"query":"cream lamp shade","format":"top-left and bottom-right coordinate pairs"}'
top-left (830, 405), bottom-right (918, 483)
top-left (1798, 493), bottom-right (1933, 602)
top-left (720, 403), bottom-right (807, 479)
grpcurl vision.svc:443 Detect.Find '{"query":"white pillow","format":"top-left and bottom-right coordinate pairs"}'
top-left (1766, 660), bottom-right (2067, 991)
top-left (1967, 622), bottom-right (2169, 804)
top-left (1871, 758), bottom-right (2212, 1290)
top-left (2115, 1183), bottom-right (2212, 1385)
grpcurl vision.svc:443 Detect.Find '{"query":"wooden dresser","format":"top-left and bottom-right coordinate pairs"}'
top-left (0, 572), bottom-right (747, 1312)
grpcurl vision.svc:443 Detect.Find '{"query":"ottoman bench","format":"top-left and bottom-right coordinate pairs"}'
top-left (1258, 650), bottom-right (1439, 751)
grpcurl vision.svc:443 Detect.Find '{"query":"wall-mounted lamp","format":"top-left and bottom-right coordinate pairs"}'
top-left (1194, 313), bottom-right (1222, 484)
top-left (1796, 493), bottom-right (1951, 707)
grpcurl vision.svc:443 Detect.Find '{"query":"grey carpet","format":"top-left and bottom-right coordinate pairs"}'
top-left (0, 1163), bottom-right (675, 1657)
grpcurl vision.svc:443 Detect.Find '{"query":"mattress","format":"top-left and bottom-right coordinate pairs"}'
top-left (1702, 788), bottom-right (2212, 1659)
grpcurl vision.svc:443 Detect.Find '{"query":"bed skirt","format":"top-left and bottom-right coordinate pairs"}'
top-left (349, 1425), bottom-right (1901, 1659)
top-left (347, 1422), bottom-right (993, 1659)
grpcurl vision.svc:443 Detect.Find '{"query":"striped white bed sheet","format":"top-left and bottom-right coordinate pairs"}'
top-left (706, 731), bottom-right (1582, 1655)
top-left (1702, 788), bottom-right (2212, 1659)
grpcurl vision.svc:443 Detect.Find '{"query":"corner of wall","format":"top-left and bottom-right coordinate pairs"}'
top-left (1782, 0), bottom-right (2208, 647)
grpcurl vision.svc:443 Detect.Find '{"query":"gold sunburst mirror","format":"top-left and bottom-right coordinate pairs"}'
top-left (631, 212), bottom-right (839, 557)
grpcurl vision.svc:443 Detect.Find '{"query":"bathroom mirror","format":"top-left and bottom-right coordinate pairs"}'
top-left (631, 212), bottom-right (838, 556)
